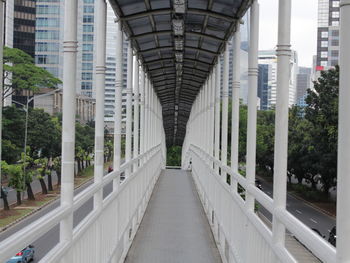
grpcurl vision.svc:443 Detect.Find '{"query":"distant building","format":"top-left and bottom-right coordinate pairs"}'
top-left (34, 88), bottom-right (95, 123)
top-left (258, 49), bottom-right (298, 109)
top-left (296, 67), bottom-right (312, 103)
top-left (257, 64), bottom-right (270, 110)
top-left (13, 0), bottom-right (36, 57)
top-left (316, 0), bottom-right (340, 72)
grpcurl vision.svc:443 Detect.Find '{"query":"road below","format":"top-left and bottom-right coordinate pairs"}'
top-left (0, 167), bottom-right (119, 262)
top-left (257, 177), bottom-right (336, 240)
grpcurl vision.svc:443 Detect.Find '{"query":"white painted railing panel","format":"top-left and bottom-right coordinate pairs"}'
top-left (185, 145), bottom-right (335, 263)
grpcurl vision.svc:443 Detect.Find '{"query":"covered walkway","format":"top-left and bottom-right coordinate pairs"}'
top-left (125, 169), bottom-right (221, 263)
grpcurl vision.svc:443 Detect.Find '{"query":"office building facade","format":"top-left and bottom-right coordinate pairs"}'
top-left (258, 49), bottom-right (298, 109)
top-left (316, 0), bottom-right (340, 70)
top-left (296, 67), bottom-right (312, 103)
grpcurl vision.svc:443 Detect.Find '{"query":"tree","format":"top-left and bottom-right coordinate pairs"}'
top-left (34, 158), bottom-right (50, 195)
top-left (27, 108), bottom-right (61, 159)
top-left (3, 163), bottom-right (25, 205)
top-left (3, 47), bottom-right (61, 101)
top-left (288, 106), bottom-right (314, 185)
top-left (167, 146), bottom-right (182, 166)
top-left (52, 157), bottom-right (61, 186)
top-left (305, 66), bottom-right (339, 196)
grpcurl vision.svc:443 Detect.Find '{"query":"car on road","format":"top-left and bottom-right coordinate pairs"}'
top-left (328, 226), bottom-right (336, 247)
top-left (6, 245), bottom-right (35, 263)
top-left (255, 179), bottom-right (262, 190)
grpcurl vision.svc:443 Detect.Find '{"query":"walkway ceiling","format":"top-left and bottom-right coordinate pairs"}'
top-left (109, 0), bottom-right (252, 146)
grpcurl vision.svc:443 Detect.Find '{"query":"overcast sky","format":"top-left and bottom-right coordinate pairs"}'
top-left (259, 0), bottom-right (318, 68)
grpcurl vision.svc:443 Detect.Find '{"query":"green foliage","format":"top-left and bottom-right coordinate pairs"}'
top-left (3, 47), bottom-right (61, 100)
top-left (166, 146), bottom-right (182, 166)
top-left (27, 108), bottom-right (61, 158)
top-left (34, 158), bottom-right (50, 179)
top-left (2, 162), bottom-right (25, 192)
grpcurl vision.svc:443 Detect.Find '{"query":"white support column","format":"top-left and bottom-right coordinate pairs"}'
top-left (231, 24), bottom-right (241, 191)
top-left (210, 70), bottom-right (216, 161)
top-left (60, 0), bottom-right (78, 254)
top-left (93, 0), bottom-right (106, 260)
top-left (113, 22), bottom-right (123, 190)
top-left (214, 64), bottom-right (221, 173)
top-left (144, 78), bottom-right (149, 153)
top-left (133, 58), bottom-right (139, 171)
top-left (125, 42), bottom-right (133, 177)
top-left (337, 1), bottom-right (350, 261)
top-left (272, 0), bottom-right (290, 248)
top-left (221, 46), bottom-right (229, 183)
top-left (140, 69), bottom-right (145, 162)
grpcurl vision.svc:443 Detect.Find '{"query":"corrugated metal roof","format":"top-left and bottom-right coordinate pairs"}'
top-left (109, 0), bottom-right (252, 146)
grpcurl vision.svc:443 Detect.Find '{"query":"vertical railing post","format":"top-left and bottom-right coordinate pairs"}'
top-left (272, 0), bottom-right (291, 249)
top-left (221, 46), bottom-right (229, 183)
top-left (231, 24), bottom-right (241, 191)
top-left (214, 64), bottom-right (221, 174)
top-left (210, 71), bottom-right (216, 166)
top-left (140, 69), bottom-right (145, 165)
top-left (337, 1), bottom-right (350, 262)
top-left (93, 0), bottom-right (106, 260)
top-left (245, 0), bottom-right (259, 211)
top-left (133, 58), bottom-right (140, 171)
top-left (125, 42), bottom-right (133, 178)
top-left (113, 22), bottom-right (123, 190)
top-left (60, 0), bottom-right (78, 257)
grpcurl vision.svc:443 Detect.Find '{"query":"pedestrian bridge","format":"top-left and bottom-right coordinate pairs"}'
top-left (1, 0), bottom-right (350, 262)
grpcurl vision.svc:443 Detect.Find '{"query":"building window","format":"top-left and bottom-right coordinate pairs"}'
top-left (321, 61), bottom-right (328, 67)
top-left (332, 11), bottom-right (339, 18)
top-left (83, 34), bottom-right (93, 42)
top-left (332, 21), bottom-right (339, 26)
top-left (35, 54), bottom-right (59, 64)
top-left (84, 0), bottom-right (94, 3)
top-left (83, 25), bottom-right (93, 32)
top-left (321, 51), bottom-right (328, 58)
top-left (81, 82), bottom-right (92, 90)
top-left (331, 39), bottom-right (339, 46)
top-left (82, 63), bottom-right (93, 70)
top-left (36, 42), bottom-right (59, 52)
top-left (321, 41), bottom-right (328, 47)
top-left (333, 1), bottom-right (340, 7)
top-left (321, 31), bottom-right (328, 38)
top-left (36, 30), bottom-right (59, 40)
top-left (36, 17), bottom-right (60, 27)
top-left (82, 44), bottom-right (93, 51)
top-left (82, 53), bottom-right (93, 61)
top-left (331, 50), bottom-right (339, 57)
top-left (82, 72), bottom-right (92, 80)
top-left (43, 67), bottom-right (59, 77)
top-left (37, 5), bottom-right (59, 15)
top-left (331, 30), bottom-right (339, 37)
top-left (331, 60), bottom-right (338, 66)
top-left (83, 6), bottom-right (94, 13)
top-left (83, 15), bottom-right (94, 23)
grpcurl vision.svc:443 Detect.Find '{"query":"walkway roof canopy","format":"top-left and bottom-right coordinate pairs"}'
top-left (109, 0), bottom-right (252, 146)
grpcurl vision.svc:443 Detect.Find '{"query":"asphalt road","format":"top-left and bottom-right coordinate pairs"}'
top-left (0, 169), bottom-right (116, 262)
top-left (257, 178), bottom-right (336, 240)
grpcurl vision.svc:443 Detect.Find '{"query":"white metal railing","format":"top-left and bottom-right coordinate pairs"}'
top-left (0, 145), bottom-right (164, 263)
top-left (185, 145), bottom-right (336, 263)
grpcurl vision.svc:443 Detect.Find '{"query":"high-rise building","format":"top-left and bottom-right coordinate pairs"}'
top-left (258, 49), bottom-right (298, 109)
top-left (316, 0), bottom-right (340, 71)
top-left (35, 0), bottom-right (63, 79)
top-left (13, 0), bottom-right (36, 58)
top-left (104, 2), bottom-right (128, 125)
top-left (296, 67), bottom-right (312, 102)
top-left (257, 64), bottom-right (270, 110)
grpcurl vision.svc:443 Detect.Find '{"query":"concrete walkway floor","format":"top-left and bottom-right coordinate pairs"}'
top-left (125, 169), bottom-right (222, 263)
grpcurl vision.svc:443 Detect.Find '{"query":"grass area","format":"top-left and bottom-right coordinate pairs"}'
top-left (0, 161), bottom-right (112, 229)
top-left (0, 209), bottom-right (33, 228)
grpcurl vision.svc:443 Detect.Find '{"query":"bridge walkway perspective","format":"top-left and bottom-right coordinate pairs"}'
top-left (125, 169), bottom-right (221, 263)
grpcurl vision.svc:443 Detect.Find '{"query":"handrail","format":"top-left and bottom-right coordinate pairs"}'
top-left (0, 144), bottom-right (163, 263)
top-left (187, 144), bottom-right (336, 263)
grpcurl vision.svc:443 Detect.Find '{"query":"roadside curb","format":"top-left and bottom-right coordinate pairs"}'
top-left (256, 175), bottom-right (336, 219)
top-left (0, 195), bottom-right (59, 233)
top-left (0, 176), bottom-right (95, 233)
